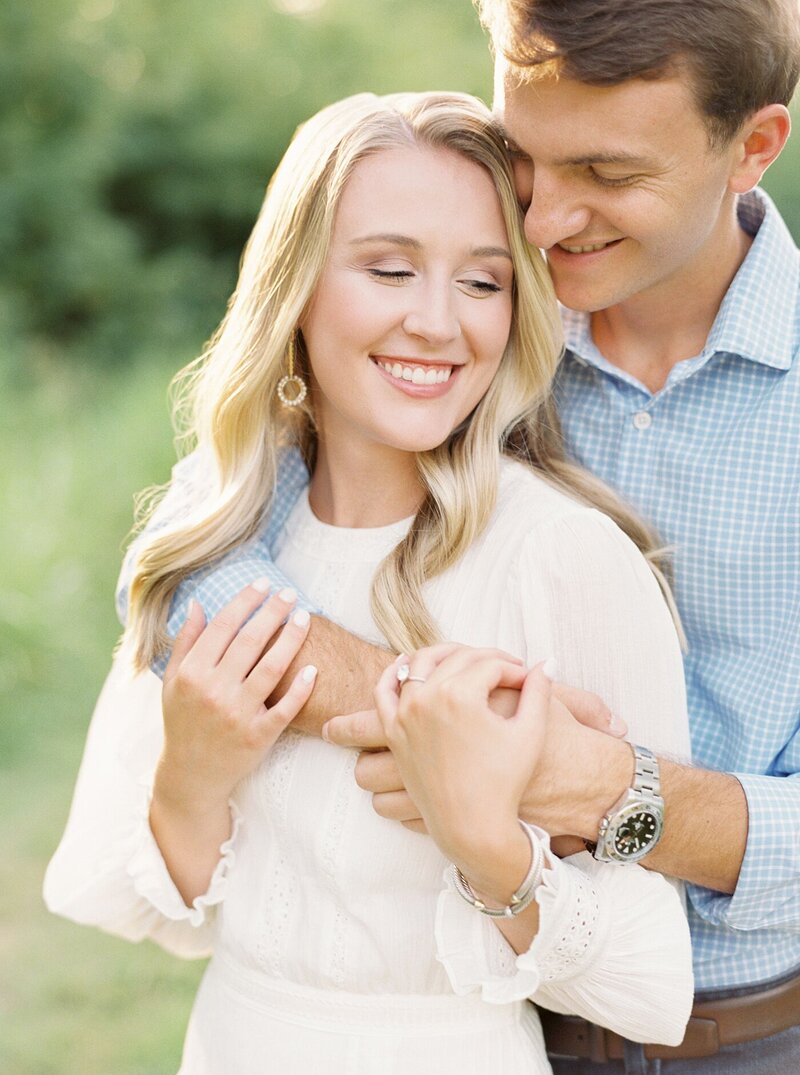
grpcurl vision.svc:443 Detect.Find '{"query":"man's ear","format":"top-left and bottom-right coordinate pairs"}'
top-left (728, 104), bottom-right (792, 195)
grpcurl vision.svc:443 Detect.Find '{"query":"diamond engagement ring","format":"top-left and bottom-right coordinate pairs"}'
top-left (396, 664), bottom-right (427, 687)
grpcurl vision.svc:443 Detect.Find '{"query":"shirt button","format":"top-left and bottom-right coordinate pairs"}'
top-left (632, 411), bottom-right (652, 430)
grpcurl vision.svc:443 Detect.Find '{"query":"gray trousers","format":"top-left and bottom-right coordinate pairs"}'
top-left (549, 1025), bottom-right (800, 1075)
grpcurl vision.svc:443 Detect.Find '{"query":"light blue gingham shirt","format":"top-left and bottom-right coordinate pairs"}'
top-left (117, 188), bottom-right (800, 994)
top-left (555, 189), bottom-right (800, 993)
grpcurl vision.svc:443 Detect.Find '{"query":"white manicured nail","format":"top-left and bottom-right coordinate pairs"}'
top-left (541, 658), bottom-right (558, 681)
top-left (293, 609), bottom-right (310, 628)
top-left (302, 664), bottom-right (317, 684)
top-left (252, 577), bottom-right (271, 593)
top-left (278, 587), bottom-right (297, 603)
top-left (187, 598), bottom-right (196, 615)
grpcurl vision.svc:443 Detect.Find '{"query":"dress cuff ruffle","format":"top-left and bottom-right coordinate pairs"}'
top-left (126, 781), bottom-right (243, 927)
top-left (435, 830), bottom-right (605, 1005)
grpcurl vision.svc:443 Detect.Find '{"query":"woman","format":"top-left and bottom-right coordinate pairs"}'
top-left (45, 91), bottom-right (693, 1073)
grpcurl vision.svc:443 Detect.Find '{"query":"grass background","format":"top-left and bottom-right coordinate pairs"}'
top-left (0, 358), bottom-right (203, 1074)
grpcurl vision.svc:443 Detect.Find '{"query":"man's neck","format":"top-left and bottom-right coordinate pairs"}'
top-left (590, 214), bottom-right (753, 394)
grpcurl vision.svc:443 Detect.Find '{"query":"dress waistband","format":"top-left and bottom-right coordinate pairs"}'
top-left (210, 951), bottom-right (525, 1036)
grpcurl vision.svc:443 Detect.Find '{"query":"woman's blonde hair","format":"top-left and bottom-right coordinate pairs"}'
top-left (125, 90), bottom-right (676, 669)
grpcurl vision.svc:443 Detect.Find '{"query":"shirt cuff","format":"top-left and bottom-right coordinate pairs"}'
top-left (151, 552), bottom-right (318, 678)
top-left (126, 781), bottom-right (243, 927)
top-left (688, 772), bottom-right (800, 931)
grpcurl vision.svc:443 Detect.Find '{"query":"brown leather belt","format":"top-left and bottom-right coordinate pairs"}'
top-left (540, 971), bottom-right (800, 1061)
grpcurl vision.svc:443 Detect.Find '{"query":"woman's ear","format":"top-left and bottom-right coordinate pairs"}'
top-left (727, 104), bottom-right (792, 195)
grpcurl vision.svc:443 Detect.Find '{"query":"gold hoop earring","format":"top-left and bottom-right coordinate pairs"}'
top-left (277, 333), bottom-right (308, 408)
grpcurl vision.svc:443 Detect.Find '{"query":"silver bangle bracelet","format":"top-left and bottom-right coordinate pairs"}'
top-left (450, 820), bottom-right (545, 919)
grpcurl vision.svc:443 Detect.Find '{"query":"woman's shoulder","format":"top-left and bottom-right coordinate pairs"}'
top-left (495, 457), bottom-right (605, 536)
top-left (492, 458), bottom-right (649, 578)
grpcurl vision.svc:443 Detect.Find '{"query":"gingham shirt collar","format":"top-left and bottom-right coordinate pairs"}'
top-left (562, 188), bottom-right (799, 376)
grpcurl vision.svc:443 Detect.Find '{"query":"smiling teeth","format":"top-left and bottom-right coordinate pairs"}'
top-left (379, 361), bottom-right (452, 384)
top-left (560, 241), bottom-right (612, 253)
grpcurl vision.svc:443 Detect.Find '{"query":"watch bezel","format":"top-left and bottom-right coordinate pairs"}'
top-left (599, 800), bottom-right (664, 863)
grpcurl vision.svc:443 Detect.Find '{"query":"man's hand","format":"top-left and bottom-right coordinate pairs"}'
top-left (322, 671), bottom-right (628, 835)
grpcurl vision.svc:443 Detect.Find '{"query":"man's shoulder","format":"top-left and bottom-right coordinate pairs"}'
top-left (710, 190), bottom-right (800, 372)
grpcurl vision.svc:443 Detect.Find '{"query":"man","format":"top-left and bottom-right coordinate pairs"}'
top-left (451, 2), bottom-right (799, 1070)
top-left (118, 1), bottom-right (800, 1070)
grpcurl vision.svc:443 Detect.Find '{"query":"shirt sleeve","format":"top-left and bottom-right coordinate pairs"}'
top-left (436, 844), bottom-right (692, 1046)
top-left (43, 651), bottom-right (241, 958)
top-left (688, 767), bottom-right (800, 932)
top-left (113, 446), bottom-right (314, 677)
top-left (435, 507), bottom-right (694, 1045)
top-left (115, 449), bottom-right (209, 628)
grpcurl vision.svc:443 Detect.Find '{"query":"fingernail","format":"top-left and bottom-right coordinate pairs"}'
top-left (293, 609), bottom-right (310, 628)
top-left (187, 598), bottom-right (196, 615)
top-left (278, 587), bottom-right (297, 603)
top-left (396, 653), bottom-right (407, 664)
top-left (321, 720), bottom-right (330, 742)
top-left (609, 713), bottom-right (628, 736)
top-left (302, 664), bottom-right (317, 684)
top-left (541, 658), bottom-right (558, 681)
top-left (252, 577), bottom-right (271, 593)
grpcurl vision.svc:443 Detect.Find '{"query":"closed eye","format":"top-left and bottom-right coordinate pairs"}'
top-left (589, 168), bottom-right (639, 188)
top-left (368, 268), bottom-right (414, 282)
top-left (461, 279), bottom-right (503, 295)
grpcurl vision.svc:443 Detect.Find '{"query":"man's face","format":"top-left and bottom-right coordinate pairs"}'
top-left (496, 64), bottom-right (740, 313)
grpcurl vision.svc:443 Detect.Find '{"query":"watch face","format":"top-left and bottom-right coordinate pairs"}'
top-left (612, 809), bottom-right (661, 858)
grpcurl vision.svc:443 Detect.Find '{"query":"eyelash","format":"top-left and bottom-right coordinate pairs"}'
top-left (590, 169), bottom-right (637, 188)
top-left (466, 280), bottom-right (502, 294)
top-left (368, 269), bottom-right (502, 294)
top-left (368, 269), bottom-right (412, 281)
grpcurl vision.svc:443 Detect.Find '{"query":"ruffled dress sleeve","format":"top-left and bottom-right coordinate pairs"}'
top-left (435, 505), bottom-right (694, 1046)
top-left (43, 649), bottom-right (241, 958)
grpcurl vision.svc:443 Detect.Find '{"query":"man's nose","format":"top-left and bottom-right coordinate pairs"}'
top-left (523, 174), bottom-right (592, 250)
top-left (402, 283), bottom-right (461, 346)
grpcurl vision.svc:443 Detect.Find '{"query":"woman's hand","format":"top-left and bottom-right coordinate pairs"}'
top-left (150, 580), bottom-right (317, 904)
top-left (157, 580), bottom-right (316, 808)
top-left (373, 645), bottom-right (553, 901)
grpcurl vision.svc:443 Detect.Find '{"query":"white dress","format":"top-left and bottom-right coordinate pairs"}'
top-left (45, 459), bottom-right (694, 1074)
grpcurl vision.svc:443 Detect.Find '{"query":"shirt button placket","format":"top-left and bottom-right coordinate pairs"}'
top-left (632, 410), bottom-right (653, 430)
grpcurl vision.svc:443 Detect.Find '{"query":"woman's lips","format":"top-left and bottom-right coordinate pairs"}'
top-left (372, 357), bottom-right (461, 397)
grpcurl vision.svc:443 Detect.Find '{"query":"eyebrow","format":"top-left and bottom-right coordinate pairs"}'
top-left (506, 145), bottom-right (653, 170)
top-left (553, 153), bottom-right (653, 168)
top-left (350, 234), bottom-right (512, 260)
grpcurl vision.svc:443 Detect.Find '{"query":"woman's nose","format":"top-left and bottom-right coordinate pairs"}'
top-left (402, 284), bottom-right (461, 346)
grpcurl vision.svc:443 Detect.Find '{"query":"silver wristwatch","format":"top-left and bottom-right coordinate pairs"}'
top-left (590, 744), bottom-right (664, 863)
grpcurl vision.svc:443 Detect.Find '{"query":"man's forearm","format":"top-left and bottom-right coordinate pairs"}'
top-left (270, 615), bottom-right (395, 736)
top-left (525, 731), bottom-right (748, 894)
top-left (642, 760), bottom-right (747, 894)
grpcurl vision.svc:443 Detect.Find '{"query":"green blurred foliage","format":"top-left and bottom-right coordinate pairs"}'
top-left (2, 0), bottom-right (493, 371)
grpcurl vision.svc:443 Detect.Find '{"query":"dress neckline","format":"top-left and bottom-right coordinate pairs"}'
top-left (280, 488), bottom-right (415, 563)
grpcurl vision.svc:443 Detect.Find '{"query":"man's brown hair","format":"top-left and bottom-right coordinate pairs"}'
top-left (478, 0), bottom-right (800, 146)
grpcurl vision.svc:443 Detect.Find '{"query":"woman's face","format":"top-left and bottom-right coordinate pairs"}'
top-left (301, 144), bottom-right (514, 459)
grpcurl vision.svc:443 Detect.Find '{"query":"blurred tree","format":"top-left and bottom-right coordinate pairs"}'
top-left (2, 0), bottom-right (492, 369)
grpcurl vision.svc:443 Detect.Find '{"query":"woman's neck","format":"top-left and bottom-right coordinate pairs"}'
top-left (309, 435), bottom-right (424, 528)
